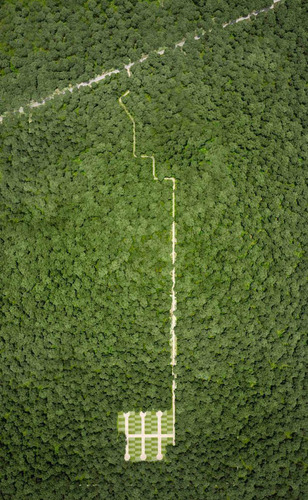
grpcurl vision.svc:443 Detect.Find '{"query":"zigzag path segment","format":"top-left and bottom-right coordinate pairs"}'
top-left (117, 90), bottom-right (177, 462)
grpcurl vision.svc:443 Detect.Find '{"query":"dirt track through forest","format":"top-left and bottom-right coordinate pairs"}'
top-left (0, 0), bottom-right (282, 124)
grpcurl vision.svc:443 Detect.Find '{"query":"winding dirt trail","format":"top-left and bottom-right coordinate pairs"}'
top-left (0, 0), bottom-right (282, 124)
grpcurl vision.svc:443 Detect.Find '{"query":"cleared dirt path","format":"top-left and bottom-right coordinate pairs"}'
top-left (0, 0), bottom-right (282, 124)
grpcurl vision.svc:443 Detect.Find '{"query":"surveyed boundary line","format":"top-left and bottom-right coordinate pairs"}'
top-left (118, 90), bottom-right (177, 461)
top-left (0, 0), bottom-right (282, 124)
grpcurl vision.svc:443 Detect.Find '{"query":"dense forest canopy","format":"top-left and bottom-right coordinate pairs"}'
top-left (0, 0), bottom-right (298, 113)
top-left (0, 0), bottom-right (307, 498)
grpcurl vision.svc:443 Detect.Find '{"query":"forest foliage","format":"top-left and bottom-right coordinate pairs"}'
top-left (0, 0), bottom-right (307, 498)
